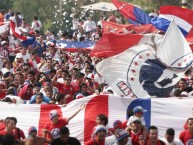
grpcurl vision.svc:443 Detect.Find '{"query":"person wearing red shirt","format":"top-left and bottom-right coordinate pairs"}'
top-left (11, 117), bottom-right (25, 140)
top-left (0, 117), bottom-right (15, 137)
top-left (42, 105), bottom-right (85, 139)
top-left (0, 81), bottom-right (6, 100)
top-left (179, 118), bottom-right (193, 144)
top-left (145, 126), bottom-right (166, 145)
top-left (85, 125), bottom-right (107, 145)
top-left (128, 117), bottom-right (146, 145)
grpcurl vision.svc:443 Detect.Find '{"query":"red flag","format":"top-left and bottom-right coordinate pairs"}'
top-left (89, 33), bottom-right (143, 57)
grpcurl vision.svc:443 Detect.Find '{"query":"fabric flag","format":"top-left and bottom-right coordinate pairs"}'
top-left (150, 6), bottom-right (193, 36)
top-left (96, 44), bottom-right (184, 98)
top-left (9, 20), bottom-right (35, 48)
top-left (89, 33), bottom-right (163, 58)
top-left (0, 95), bottom-right (192, 145)
top-left (156, 20), bottom-right (193, 70)
top-left (56, 39), bottom-right (95, 52)
top-left (112, 0), bottom-right (150, 25)
top-left (102, 21), bottom-right (157, 34)
top-left (0, 22), bottom-right (9, 34)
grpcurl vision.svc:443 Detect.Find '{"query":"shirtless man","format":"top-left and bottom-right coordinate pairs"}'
top-left (25, 126), bottom-right (52, 145)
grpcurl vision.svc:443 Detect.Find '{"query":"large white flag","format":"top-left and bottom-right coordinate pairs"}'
top-left (0, 95), bottom-right (192, 145)
top-left (96, 44), bottom-right (184, 98)
top-left (157, 20), bottom-right (193, 70)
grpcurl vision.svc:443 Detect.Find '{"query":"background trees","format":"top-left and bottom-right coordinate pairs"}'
top-left (0, 0), bottom-right (190, 33)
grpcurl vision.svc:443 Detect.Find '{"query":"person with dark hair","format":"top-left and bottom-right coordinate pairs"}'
top-left (91, 114), bottom-right (109, 139)
top-left (161, 128), bottom-right (183, 145)
top-left (31, 16), bottom-right (42, 31)
top-left (72, 72), bottom-right (85, 93)
top-left (74, 82), bottom-right (90, 99)
top-left (179, 118), bottom-right (193, 144)
top-left (18, 84), bottom-right (33, 101)
top-left (54, 93), bottom-right (65, 105)
top-left (145, 126), bottom-right (166, 145)
top-left (51, 126), bottom-right (81, 145)
top-left (11, 117), bottom-right (26, 140)
top-left (5, 88), bottom-right (24, 104)
top-left (0, 117), bottom-right (15, 137)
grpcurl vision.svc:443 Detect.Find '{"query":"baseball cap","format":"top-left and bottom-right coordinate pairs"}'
top-left (1, 41), bottom-right (8, 46)
top-left (133, 106), bottom-right (147, 113)
top-left (49, 110), bottom-right (60, 120)
top-left (114, 129), bottom-right (129, 142)
top-left (131, 117), bottom-right (142, 123)
top-left (113, 120), bottom-right (123, 129)
top-left (180, 91), bottom-right (188, 97)
top-left (28, 126), bottom-right (37, 134)
top-left (94, 125), bottom-right (107, 135)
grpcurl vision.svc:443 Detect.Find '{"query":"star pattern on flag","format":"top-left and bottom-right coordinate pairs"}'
top-left (134, 62), bottom-right (138, 66)
top-left (146, 53), bottom-right (150, 57)
top-left (130, 77), bottom-right (134, 81)
top-left (178, 63), bottom-right (181, 66)
top-left (138, 55), bottom-right (142, 59)
top-left (131, 69), bottom-right (136, 73)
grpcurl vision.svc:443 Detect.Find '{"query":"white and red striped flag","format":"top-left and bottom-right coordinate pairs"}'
top-left (0, 95), bottom-right (192, 144)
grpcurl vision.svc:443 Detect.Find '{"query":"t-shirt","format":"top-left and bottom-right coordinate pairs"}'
top-left (129, 130), bottom-right (145, 145)
top-left (161, 137), bottom-right (183, 145)
top-left (85, 138), bottom-right (105, 145)
top-left (43, 118), bottom-right (68, 139)
top-left (179, 130), bottom-right (193, 145)
top-left (0, 130), bottom-right (15, 138)
top-left (51, 137), bottom-right (81, 145)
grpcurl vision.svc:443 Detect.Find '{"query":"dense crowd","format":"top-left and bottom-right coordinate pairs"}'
top-left (0, 8), bottom-right (193, 145)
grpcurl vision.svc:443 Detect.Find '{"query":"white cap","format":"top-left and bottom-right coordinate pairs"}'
top-left (1, 41), bottom-right (8, 46)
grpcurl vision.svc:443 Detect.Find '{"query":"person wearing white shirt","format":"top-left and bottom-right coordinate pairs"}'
top-left (83, 17), bottom-right (96, 33)
top-left (31, 16), bottom-right (42, 31)
top-left (161, 128), bottom-right (183, 145)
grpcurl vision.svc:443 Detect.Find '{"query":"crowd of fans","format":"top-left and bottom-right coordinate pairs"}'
top-left (0, 8), bottom-right (193, 145)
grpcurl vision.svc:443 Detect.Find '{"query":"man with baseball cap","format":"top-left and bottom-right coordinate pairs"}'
top-left (105, 120), bottom-right (132, 145)
top-left (128, 117), bottom-right (147, 145)
top-left (24, 126), bottom-right (52, 145)
top-left (42, 104), bottom-right (85, 139)
top-left (85, 125), bottom-right (107, 145)
top-left (126, 106), bottom-right (148, 141)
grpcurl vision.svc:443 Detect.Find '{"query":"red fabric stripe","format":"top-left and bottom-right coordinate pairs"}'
top-left (89, 32), bottom-right (143, 57)
top-left (38, 105), bottom-right (63, 135)
top-left (160, 6), bottom-right (193, 25)
top-left (84, 95), bottom-right (109, 143)
top-left (112, 0), bottom-right (136, 21)
top-left (10, 21), bottom-right (27, 41)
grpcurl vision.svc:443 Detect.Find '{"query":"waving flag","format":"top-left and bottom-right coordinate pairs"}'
top-left (0, 22), bottom-right (9, 34)
top-left (9, 20), bottom-right (35, 48)
top-left (96, 44), bottom-right (185, 98)
top-left (150, 6), bottom-right (193, 36)
top-left (0, 95), bottom-right (192, 145)
top-left (157, 20), bottom-right (193, 70)
top-left (112, 0), bottom-right (150, 25)
top-left (56, 39), bottom-right (95, 52)
top-left (102, 21), bottom-right (157, 34)
top-left (89, 33), bottom-right (163, 58)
